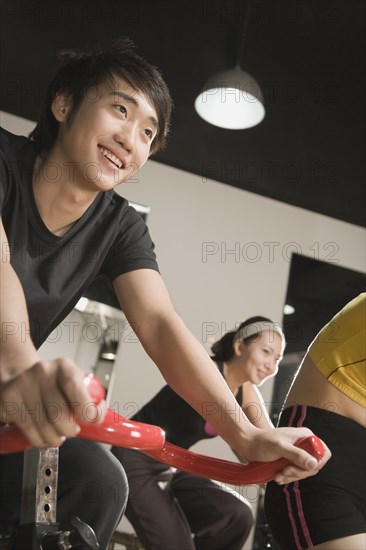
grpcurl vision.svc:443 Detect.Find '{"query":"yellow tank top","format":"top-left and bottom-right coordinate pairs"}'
top-left (309, 292), bottom-right (366, 407)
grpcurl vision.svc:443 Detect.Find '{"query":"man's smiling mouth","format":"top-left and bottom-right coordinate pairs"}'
top-left (98, 145), bottom-right (123, 169)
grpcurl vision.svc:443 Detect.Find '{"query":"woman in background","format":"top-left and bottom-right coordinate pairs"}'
top-left (112, 316), bottom-right (286, 550)
top-left (265, 293), bottom-right (366, 550)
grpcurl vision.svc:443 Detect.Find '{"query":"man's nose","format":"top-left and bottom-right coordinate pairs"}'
top-left (115, 122), bottom-right (137, 153)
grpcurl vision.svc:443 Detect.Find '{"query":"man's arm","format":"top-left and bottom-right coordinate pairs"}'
top-left (114, 269), bottom-right (331, 483)
top-left (0, 219), bottom-right (101, 447)
top-left (1, 219), bottom-right (40, 382)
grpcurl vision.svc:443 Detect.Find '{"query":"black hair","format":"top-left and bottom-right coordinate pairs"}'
top-left (210, 316), bottom-right (275, 361)
top-left (29, 37), bottom-right (173, 157)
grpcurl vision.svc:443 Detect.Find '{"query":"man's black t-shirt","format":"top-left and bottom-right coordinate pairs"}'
top-left (0, 127), bottom-right (159, 348)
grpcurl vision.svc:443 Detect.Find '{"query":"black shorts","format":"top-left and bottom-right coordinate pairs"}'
top-left (264, 405), bottom-right (366, 549)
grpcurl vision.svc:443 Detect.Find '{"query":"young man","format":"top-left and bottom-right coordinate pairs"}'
top-left (0, 38), bottom-right (330, 548)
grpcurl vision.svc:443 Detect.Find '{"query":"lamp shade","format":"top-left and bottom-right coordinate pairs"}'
top-left (194, 67), bottom-right (265, 129)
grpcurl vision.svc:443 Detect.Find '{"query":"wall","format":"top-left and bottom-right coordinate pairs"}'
top-left (109, 158), bottom-right (365, 547)
top-left (109, 157), bottom-right (365, 413)
top-left (2, 111), bottom-right (365, 548)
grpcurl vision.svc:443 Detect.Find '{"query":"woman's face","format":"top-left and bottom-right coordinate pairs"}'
top-left (236, 331), bottom-right (284, 386)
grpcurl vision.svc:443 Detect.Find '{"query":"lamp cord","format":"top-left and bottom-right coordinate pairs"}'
top-left (236, 0), bottom-right (251, 69)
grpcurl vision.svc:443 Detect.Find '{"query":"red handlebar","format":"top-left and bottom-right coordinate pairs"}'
top-left (143, 435), bottom-right (324, 485)
top-left (0, 374), bottom-right (325, 485)
top-left (0, 374), bottom-right (165, 454)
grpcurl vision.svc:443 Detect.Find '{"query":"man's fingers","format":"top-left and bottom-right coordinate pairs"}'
top-left (0, 358), bottom-right (104, 448)
top-left (15, 412), bottom-right (69, 448)
top-left (40, 385), bottom-right (83, 438)
top-left (274, 438), bottom-right (331, 484)
top-left (56, 359), bottom-right (101, 422)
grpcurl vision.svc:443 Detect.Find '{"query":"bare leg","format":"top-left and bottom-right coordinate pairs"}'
top-left (310, 533), bottom-right (366, 550)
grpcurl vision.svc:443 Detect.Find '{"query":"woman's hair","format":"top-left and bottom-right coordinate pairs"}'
top-left (211, 316), bottom-right (278, 361)
top-left (29, 37), bottom-right (173, 157)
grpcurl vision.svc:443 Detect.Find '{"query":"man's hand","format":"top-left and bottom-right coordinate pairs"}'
top-left (0, 358), bottom-right (105, 448)
top-left (242, 426), bottom-right (331, 484)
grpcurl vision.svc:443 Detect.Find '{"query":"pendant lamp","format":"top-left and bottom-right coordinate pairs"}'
top-left (194, 1), bottom-right (265, 130)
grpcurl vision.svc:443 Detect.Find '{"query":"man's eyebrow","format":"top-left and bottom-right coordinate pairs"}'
top-left (109, 91), bottom-right (159, 130)
top-left (110, 90), bottom-right (138, 105)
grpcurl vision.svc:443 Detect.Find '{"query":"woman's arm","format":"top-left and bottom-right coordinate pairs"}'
top-left (242, 382), bottom-right (274, 430)
top-left (231, 382), bottom-right (274, 463)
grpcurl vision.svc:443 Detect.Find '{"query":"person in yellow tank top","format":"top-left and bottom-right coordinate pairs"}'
top-left (264, 293), bottom-right (366, 550)
top-left (309, 292), bottom-right (365, 408)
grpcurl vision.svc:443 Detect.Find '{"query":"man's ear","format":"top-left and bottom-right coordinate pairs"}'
top-left (51, 94), bottom-right (70, 122)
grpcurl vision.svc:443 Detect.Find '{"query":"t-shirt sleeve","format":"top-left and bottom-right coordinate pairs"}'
top-left (0, 129), bottom-right (11, 213)
top-left (101, 204), bottom-right (159, 281)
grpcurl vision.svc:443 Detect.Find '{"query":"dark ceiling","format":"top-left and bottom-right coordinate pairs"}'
top-left (1, 0), bottom-right (365, 227)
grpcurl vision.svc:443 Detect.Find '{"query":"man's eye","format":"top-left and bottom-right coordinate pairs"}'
top-left (117, 105), bottom-right (127, 115)
top-left (145, 129), bottom-right (153, 139)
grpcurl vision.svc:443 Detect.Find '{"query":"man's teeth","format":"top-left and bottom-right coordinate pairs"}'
top-left (98, 146), bottom-right (123, 169)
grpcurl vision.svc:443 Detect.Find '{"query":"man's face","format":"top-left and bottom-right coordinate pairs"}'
top-left (54, 76), bottom-right (159, 191)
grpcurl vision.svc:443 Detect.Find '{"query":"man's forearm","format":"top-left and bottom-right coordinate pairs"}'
top-left (0, 257), bottom-right (39, 383)
top-left (137, 313), bottom-right (258, 454)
